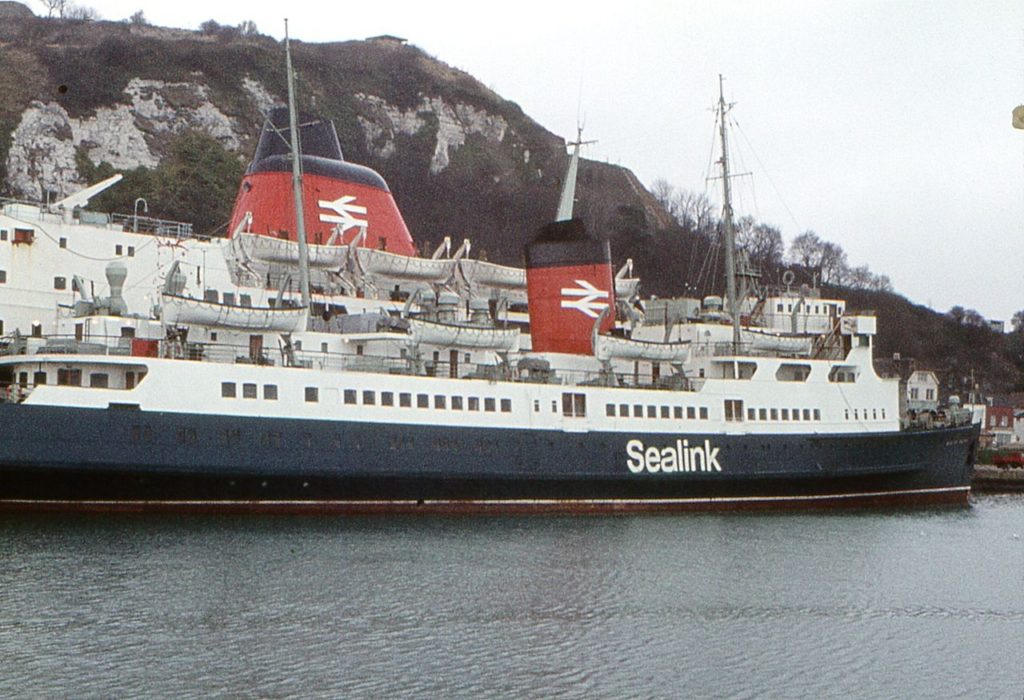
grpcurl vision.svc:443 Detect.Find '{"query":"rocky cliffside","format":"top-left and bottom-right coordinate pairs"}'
top-left (0, 12), bottom-right (672, 264)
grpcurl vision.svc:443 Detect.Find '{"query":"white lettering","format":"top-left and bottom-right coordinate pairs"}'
top-left (645, 446), bottom-right (661, 473)
top-left (660, 446), bottom-right (677, 472)
top-left (705, 440), bottom-right (722, 472)
top-left (626, 439), bottom-right (645, 473)
top-left (625, 438), bottom-right (724, 475)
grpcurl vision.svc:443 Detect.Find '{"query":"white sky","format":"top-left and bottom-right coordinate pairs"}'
top-left (41, 0), bottom-right (1024, 322)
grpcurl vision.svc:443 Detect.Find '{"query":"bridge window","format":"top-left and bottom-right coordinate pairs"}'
top-left (344, 389), bottom-right (357, 404)
top-left (305, 387), bottom-right (319, 403)
top-left (484, 398), bottom-right (496, 412)
top-left (363, 390), bottom-right (376, 405)
top-left (417, 393), bottom-right (429, 408)
top-left (400, 392), bottom-right (412, 407)
top-left (606, 403), bottom-right (616, 417)
top-left (452, 396), bottom-right (463, 410)
top-left (382, 391), bottom-right (394, 407)
top-left (264, 385), bottom-right (278, 400)
top-left (776, 364), bottom-right (811, 382)
top-left (242, 383), bottom-right (257, 399)
top-left (501, 399), bottom-right (512, 413)
top-left (89, 373), bottom-right (109, 388)
top-left (468, 397), bottom-right (480, 411)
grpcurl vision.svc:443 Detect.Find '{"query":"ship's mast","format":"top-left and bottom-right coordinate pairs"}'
top-left (717, 74), bottom-right (741, 350)
top-left (555, 125), bottom-right (595, 221)
top-left (285, 20), bottom-right (311, 309)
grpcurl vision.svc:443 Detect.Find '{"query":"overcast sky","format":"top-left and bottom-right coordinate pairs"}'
top-left (40, 0), bottom-right (1024, 323)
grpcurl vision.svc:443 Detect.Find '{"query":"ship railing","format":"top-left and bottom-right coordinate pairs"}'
top-left (0, 197), bottom-right (195, 239)
top-left (0, 333), bottom-right (700, 393)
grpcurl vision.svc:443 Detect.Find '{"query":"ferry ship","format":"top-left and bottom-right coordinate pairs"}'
top-left (0, 50), bottom-right (978, 512)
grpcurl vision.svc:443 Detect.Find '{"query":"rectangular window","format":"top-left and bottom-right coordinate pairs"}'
top-left (344, 389), bottom-right (357, 404)
top-left (468, 396), bottom-right (480, 411)
top-left (747, 408), bottom-right (756, 421)
top-left (724, 399), bottom-right (744, 422)
top-left (115, 244), bottom-right (123, 256)
top-left (699, 407), bottom-right (708, 420)
top-left (18, 371), bottom-right (27, 387)
top-left (54, 276), bottom-right (67, 290)
top-left (660, 406), bottom-right (670, 419)
top-left (814, 409), bottom-right (822, 421)
top-left (221, 382), bottom-right (236, 398)
top-left (305, 387), bottom-right (319, 403)
top-left (781, 408), bottom-right (790, 420)
top-left (240, 294), bottom-right (252, 307)
top-left (634, 405), bottom-right (644, 418)
top-left (128, 246), bottom-right (135, 257)
top-left (125, 371), bottom-right (135, 389)
top-left (674, 406), bottom-right (683, 419)
top-left (363, 390), bottom-right (376, 405)
top-left (55, 368), bottom-right (80, 384)
top-left (434, 395), bottom-right (446, 409)
top-left (0, 230), bottom-right (7, 240)
top-left (607, 404), bottom-right (616, 417)
top-left (792, 409), bottom-right (800, 421)
top-left (620, 404), bottom-right (630, 417)
top-left (452, 396), bottom-right (463, 410)
top-left (501, 398), bottom-right (512, 413)
top-left (562, 392), bottom-right (586, 417)
top-left (223, 292), bottom-right (235, 306)
top-left (399, 392), bottom-right (412, 408)
top-left (484, 397), bottom-right (496, 412)
top-left (33, 371), bottom-right (46, 386)
top-left (242, 383), bottom-right (257, 399)
top-left (0, 270), bottom-right (6, 283)
top-left (759, 408), bottom-right (768, 421)
top-left (803, 409), bottom-right (811, 421)
top-left (264, 384), bottom-right (278, 400)
top-left (687, 406), bottom-right (696, 420)
top-left (89, 373), bottom-right (109, 388)
top-left (382, 391), bottom-right (394, 407)
top-left (646, 405), bottom-right (656, 418)
top-left (417, 393), bottom-right (429, 408)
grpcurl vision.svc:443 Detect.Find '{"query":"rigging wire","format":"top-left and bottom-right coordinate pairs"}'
top-left (731, 116), bottom-right (803, 234)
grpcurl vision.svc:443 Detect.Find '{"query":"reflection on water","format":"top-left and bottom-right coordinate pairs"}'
top-left (1, 495), bottom-right (1022, 698)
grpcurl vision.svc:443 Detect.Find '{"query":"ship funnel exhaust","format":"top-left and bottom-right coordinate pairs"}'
top-left (525, 219), bottom-right (614, 355)
top-left (105, 261), bottom-right (128, 316)
top-left (227, 108), bottom-right (417, 256)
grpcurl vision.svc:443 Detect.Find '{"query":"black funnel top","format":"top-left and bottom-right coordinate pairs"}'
top-left (525, 219), bottom-right (611, 268)
top-left (246, 107), bottom-right (389, 191)
top-left (252, 107), bottom-right (343, 163)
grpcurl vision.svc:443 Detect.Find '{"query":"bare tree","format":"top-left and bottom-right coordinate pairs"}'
top-left (38, 0), bottom-right (69, 17)
top-left (787, 230), bottom-right (824, 269)
top-left (65, 4), bottom-right (99, 19)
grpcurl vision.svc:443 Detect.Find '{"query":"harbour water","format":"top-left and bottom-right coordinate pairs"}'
top-left (1, 495), bottom-right (1021, 698)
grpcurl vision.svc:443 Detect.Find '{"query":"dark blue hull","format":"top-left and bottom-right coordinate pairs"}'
top-left (0, 404), bottom-right (978, 512)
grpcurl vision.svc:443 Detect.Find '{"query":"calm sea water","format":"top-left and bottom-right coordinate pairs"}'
top-left (1, 495), bottom-right (1022, 699)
